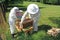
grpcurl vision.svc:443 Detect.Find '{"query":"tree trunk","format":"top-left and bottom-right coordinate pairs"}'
top-left (0, 2), bottom-right (6, 21)
top-left (0, 4), bottom-right (7, 40)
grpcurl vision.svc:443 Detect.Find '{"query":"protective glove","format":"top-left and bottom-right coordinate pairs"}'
top-left (19, 22), bottom-right (23, 29)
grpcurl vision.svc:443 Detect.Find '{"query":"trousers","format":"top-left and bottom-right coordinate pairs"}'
top-left (9, 21), bottom-right (15, 34)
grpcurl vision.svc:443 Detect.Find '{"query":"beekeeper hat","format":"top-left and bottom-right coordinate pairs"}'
top-left (27, 4), bottom-right (39, 14)
top-left (12, 7), bottom-right (20, 12)
top-left (13, 7), bottom-right (19, 10)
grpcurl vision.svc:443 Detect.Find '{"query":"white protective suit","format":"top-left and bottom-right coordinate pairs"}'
top-left (20, 4), bottom-right (40, 31)
top-left (9, 7), bottom-right (19, 34)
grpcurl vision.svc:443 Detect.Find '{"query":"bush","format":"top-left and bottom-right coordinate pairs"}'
top-left (40, 0), bottom-right (60, 5)
top-left (46, 0), bottom-right (58, 4)
top-left (40, 0), bottom-right (49, 4)
top-left (40, 0), bottom-right (44, 3)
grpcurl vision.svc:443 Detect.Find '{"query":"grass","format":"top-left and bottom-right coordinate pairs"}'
top-left (5, 1), bottom-right (60, 40)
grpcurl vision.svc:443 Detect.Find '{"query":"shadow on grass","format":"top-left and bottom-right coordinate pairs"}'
top-left (11, 24), bottom-right (60, 40)
top-left (19, 6), bottom-right (45, 11)
top-left (49, 17), bottom-right (60, 28)
top-left (6, 6), bottom-right (45, 12)
top-left (38, 24), bottom-right (52, 32)
top-left (37, 24), bottom-right (60, 40)
top-left (39, 7), bottom-right (46, 9)
top-left (7, 6), bottom-right (27, 12)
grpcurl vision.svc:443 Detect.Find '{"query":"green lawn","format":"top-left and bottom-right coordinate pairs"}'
top-left (6, 1), bottom-right (60, 40)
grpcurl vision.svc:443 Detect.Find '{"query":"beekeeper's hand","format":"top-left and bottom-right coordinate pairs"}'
top-left (19, 22), bottom-right (23, 29)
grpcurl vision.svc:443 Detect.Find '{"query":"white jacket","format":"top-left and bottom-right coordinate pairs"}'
top-left (9, 9), bottom-right (17, 22)
top-left (20, 11), bottom-right (40, 23)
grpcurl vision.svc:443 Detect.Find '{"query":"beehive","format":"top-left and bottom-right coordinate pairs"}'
top-left (15, 18), bottom-right (33, 32)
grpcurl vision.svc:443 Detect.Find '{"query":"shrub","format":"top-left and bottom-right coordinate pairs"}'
top-left (40, 0), bottom-right (60, 5)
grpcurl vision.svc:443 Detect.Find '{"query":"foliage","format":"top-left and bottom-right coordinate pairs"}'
top-left (40, 0), bottom-right (60, 4)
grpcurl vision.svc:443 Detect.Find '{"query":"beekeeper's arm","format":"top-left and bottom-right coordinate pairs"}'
top-left (20, 11), bottom-right (28, 24)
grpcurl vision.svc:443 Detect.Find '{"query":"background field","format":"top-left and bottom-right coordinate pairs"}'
top-left (5, 1), bottom-right (60, 40)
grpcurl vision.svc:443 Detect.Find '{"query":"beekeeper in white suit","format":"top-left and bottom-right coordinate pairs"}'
top-left (9, 7), bottom-right (20, 38)
top-left (20, 4), bottom-right (40, 32)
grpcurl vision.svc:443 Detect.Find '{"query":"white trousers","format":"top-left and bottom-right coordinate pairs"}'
top-left (33, 20), bottom-right (38, 31)
top-left (9, 21), bottom-right (15, 34)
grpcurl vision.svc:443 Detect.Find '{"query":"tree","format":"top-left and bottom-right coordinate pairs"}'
top-left (37, 0), bottom-right (40, 2)
top-left (0, 2), bottom-right (7, 40)
top-left (57, 0), bottom-right (60, 4)
top-left (40, 0), bottom-right (60, 4)
top-left (0, 2), bottom-right (6, 21)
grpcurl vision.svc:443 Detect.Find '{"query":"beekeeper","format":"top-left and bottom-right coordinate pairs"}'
top-left (20, 4), bottom-right (40, 32)
top-left (9, 7), bottom-right (20, 38)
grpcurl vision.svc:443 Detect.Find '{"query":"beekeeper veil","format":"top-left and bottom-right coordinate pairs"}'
top-left (10, 7), bottom-right (19, 14)
top-left (27, 4), bottom-right (39, 14)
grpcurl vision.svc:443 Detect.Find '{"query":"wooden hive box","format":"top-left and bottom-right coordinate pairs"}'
top-left (15, 18), bottom-right (33, 32)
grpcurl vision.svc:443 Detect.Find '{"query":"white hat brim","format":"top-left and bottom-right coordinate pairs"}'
top-left (27, 4), bottom-right (39, 14)
top-left (27, 8), bottom-right (39, 14)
